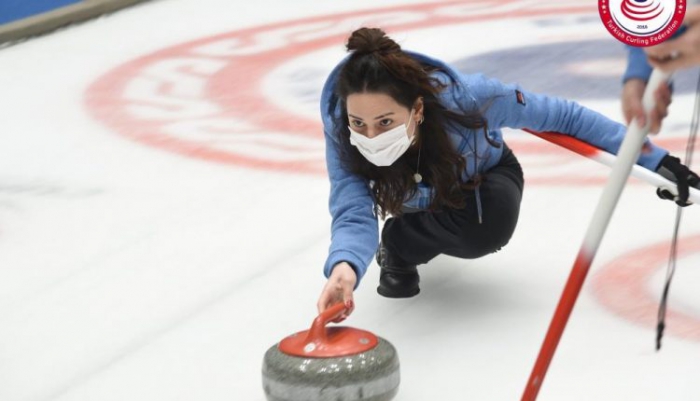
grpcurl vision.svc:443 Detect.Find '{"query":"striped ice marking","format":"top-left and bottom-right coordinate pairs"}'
top-left (262, 369), bottom-right (400, 401)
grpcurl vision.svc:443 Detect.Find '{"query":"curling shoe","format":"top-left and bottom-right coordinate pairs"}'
top-left (376, 242), bottom-right (420, 298)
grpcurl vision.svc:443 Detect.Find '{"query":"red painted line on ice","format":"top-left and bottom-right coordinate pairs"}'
top-left (592, 234), bottom-right (700, 342)
top-left (85, 0), bottom-right (691, 187)
top-left (86, 0), bottom-right (602, 178)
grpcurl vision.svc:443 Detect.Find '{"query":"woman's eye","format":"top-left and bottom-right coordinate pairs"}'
top-left (379, 119), bottom-right (393, 127)
top-left (351, 120), bottom-right (365, 128)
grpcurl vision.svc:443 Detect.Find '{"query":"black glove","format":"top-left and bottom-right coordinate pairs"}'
top-left (655, 155), bottom-right (700, 207)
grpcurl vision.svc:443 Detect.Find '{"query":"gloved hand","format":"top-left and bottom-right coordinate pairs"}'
top-left (655, 155), bottom-right (700, 206)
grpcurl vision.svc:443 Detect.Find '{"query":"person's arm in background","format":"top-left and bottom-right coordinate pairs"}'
top-left (618, 7), bottom-right (700, 204)
top-left (621, 46), bottom-right (673, 134)
top-left (620, 7), bottom-right (700, 134)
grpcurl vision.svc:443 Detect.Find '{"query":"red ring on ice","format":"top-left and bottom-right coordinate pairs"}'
top-left (592, 234), bottom-right (700, 342)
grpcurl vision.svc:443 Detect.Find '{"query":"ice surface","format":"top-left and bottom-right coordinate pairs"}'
top-left (0, 1), bottom-right (698, 400)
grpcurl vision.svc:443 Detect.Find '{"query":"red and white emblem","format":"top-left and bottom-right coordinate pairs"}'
top-left (599, 0), bottom-right (686, 46)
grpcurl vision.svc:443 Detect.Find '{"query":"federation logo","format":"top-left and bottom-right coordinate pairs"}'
top-left (599, 0), bottom-right (686, 46)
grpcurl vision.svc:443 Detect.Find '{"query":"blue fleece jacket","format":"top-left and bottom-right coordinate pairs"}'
top-left (321, 51), bottom-right (668, 285)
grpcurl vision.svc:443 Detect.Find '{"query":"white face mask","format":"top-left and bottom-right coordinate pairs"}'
top-left (348, 110), bottom-right (416, 166)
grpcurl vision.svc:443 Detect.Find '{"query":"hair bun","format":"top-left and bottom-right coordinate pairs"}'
top-left (346, 27), bottom-right (401, 55)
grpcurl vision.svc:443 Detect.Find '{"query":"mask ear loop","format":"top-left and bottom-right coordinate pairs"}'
top-left (413, 115), bottom-right (425, 183)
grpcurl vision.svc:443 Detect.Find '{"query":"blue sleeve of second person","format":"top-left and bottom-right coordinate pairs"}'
top-left (623, 46), bottom-right (653, 83)
top-left (622, 25), bottom-right (688, 83)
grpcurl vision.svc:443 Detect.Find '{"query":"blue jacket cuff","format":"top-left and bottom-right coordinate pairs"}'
top-left (324, 250), bottom-right (368, 288)
top-left (640, 142), bottom-right (669, 171)
top-left (623, 46), bottom-right (652, 83)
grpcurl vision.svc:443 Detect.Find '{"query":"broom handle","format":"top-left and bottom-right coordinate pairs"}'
top-left (523, 130), bottom-right (700, 204)
top-left (521, 68), bottom-right (671, 401)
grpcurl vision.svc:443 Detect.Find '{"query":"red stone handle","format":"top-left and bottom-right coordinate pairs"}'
top-left (305, 302), bottom-right (346, 344)
top-left (277, 302), bottom-right (377, 357)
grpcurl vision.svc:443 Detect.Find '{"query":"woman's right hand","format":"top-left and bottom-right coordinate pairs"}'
top-left (317, 262), bottom-right (357, 323)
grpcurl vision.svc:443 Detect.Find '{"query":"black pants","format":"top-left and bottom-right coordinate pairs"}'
top-left (382, 145), bottom-right (524, 267)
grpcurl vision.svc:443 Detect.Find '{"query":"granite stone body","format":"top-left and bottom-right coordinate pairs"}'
top-left (262, 337), bottom-right (399, 401)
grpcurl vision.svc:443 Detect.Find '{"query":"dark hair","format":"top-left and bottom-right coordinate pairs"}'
top-left (332, 27), bottom-right (493, 218)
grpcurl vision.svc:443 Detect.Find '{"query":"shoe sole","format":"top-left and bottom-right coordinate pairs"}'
top-left (376, 285), bottom-right (420, 299)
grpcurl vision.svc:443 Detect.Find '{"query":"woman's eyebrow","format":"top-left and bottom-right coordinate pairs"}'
top-left (348, 112), bottom-right (395, 121)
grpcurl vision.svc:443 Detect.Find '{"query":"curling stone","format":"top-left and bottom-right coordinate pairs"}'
top-left (262, 303), bottom-right (400, 401)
